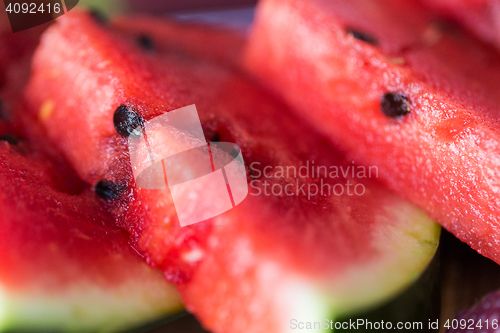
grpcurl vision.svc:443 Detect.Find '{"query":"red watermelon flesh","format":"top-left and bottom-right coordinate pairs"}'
top-left (0, 18), bottom-right (89, 196)
top-left (112, 15), bottom-right (246, 67)
top-left (0, 21), bottom-right (183, 331)
top-left (245, 0), bottom-right (500, 264)
top-left (419, 0), bottom-right (500, 49)
top-left (0, 122), bottom-right (183, 331)
top-left (23, 12), bottom-right (439, 332)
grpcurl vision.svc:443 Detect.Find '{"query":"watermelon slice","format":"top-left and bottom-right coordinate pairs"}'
top-left (0, 123), bottom-right (183, 331)
top-left (0, 18), bottom-right (183, 329)
top-left (419, 0), bottom-right (500, 49)
top-left (245, 0), bottom-right (500, 264)
top-left (22, 12), bottom-right (440, 332)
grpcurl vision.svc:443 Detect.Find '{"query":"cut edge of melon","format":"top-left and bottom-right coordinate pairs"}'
top-left (323, 200), bottom-right (440, 316)
top-left (265, 201), bottom-right (440, 333)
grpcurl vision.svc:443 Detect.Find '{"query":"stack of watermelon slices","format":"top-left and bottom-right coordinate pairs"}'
top-left (5, 0), bottom-right (500, 331)
top-left (4, 9), bottom-right (443, 333)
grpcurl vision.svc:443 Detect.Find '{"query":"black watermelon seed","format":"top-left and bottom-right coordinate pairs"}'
top-left (0, 134), bottom-right (20, 145)
top-left (95, 179), bottom-right (127, 200)
top-left (346, 28), bottom-right (378, 45)
top-left (381, 93), bottom-right (411, 118)
top-left (113, 105), bottom-right (144, 138)
top-left (137, 34), bottom-right (155, 51)
top-left (89, 9), bottom-right (107, 24)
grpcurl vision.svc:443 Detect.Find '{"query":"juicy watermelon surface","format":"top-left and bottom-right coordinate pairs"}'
top-left (0, 122), bottom-right (183, 332)
top-left (0, 17), bottom-right (183, 330)
top-left (21, 11), bottom-right (440, 333)
top-left (246, 0), bottom-right (500, 264)
top-left (112, 15), bottom-right (246, 67)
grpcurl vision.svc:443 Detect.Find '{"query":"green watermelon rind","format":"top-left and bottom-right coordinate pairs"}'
top-left (326, 202), bottom-right (441, 316)
top-left (0, 269), bottom-right (183, 332)
top-left (273, 202), bottom-right (440, 331)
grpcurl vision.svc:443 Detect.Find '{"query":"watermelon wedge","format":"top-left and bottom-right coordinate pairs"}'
top-left (0, 122), bottom-right (183, 332)
top-left (245, 0), bottom-right (500, 264)
top-left (22, 12), bottom-right (440, 333)
top-left (0, 16), bottom-right (184, 332)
